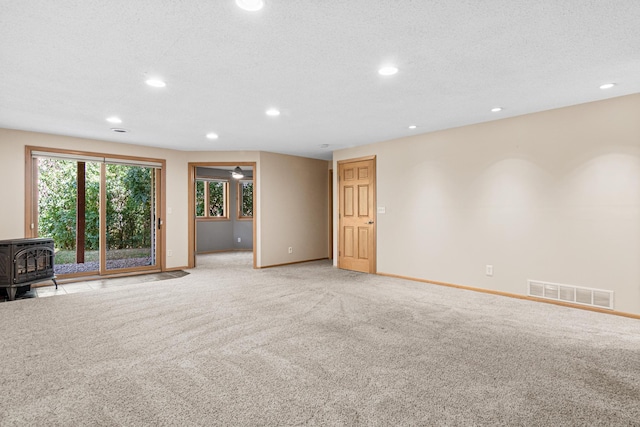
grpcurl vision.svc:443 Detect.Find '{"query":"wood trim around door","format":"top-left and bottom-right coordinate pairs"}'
top-left (188, 162), bottom-right (257, 269)
top-left (328, 169), bottom-right (333, 260)
top-left (24, 146), bottom-right (167, 277)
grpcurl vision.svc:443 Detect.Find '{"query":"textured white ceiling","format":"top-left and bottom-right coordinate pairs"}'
top-left (1, 1), bottom-right (639, 160)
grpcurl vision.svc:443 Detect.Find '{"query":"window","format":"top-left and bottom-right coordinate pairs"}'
top-left (208, 181), bottom-right (225, 217)
top-left (196, 179), bottom-right (228, 219)
top-left (237, 180), bottom-right (253, 219)
top-left (195, 181), bottom-right (205, 217)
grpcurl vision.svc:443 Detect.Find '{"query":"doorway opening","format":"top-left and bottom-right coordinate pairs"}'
top-left (188, 162), bottom-right (257, 269)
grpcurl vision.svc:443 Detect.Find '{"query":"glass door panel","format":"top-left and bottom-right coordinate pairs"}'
top-left (36, 158), bottom-right (100, 276)
top-left (105, 164), bottom-right (156, 271)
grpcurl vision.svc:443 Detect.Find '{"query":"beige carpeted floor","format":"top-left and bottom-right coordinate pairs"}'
top-left (1, 252), bottom-right (639, 426)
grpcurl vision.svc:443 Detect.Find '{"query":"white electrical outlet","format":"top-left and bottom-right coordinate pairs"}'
top-left (288, 247), bottom-right (293, 254)
top-left (485, 265), bottom-right (493, 276)
top-left (237, 237), bottom-right (241, 243)
top-left (168, 250), bottom-right (173, 257)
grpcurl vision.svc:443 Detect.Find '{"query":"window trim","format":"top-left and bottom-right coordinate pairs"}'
top-left (195, 177), bottom-right (229, 221)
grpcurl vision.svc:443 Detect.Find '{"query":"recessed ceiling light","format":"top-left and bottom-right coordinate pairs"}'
top-left (236, 0), bottom-right (264, 11)
top-left (206, 132), bottom-right (219, 140)
top-left (145, 78), bottom-right (166, 88)
top-left (111, 128), bottom-right (128, 133)
top-left (106, 116), bottom-right (122, 124)
top-left (265, 108), bottom-right (280, 117)
top-left (378, 66), bottom-right (398, 76)
top-left (491, 107), bottom-right (503, 112)
top-left (408, 125), bottom-right (417, 129)
top-left (599, 83), bottom-right (616, 89)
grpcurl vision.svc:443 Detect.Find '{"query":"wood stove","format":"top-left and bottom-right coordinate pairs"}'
top-left (0, 238), bottom-right (57, 301)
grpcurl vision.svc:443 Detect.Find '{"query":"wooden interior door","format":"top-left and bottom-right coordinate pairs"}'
top-left (338, 157), bottom-right (376, 273)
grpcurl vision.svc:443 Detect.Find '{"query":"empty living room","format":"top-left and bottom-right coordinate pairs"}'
top-left (1, 1), bottom-right (639, 425)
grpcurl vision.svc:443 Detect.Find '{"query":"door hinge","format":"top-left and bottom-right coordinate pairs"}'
top-left (158, 218), bottom-right (163, 229)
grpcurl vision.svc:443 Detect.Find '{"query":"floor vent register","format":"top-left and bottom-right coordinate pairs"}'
top-left (528, 280), bottom-right (614, 310)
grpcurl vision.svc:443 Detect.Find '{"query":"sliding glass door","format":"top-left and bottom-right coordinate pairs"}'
top-left (29, 149), bottom-right (163, 278)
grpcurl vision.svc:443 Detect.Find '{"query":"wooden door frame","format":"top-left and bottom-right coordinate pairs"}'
top-left (24, 145), bottom-right (166, 276)
top-left (328, 169), bottom-right (333, 260)
top-left (188, 162), bottom-right (257, 269)
top-left (337, 155), bottom-right (377, 273)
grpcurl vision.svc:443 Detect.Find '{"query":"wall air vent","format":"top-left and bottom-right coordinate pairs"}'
top-left (528, 280), bottom-right (613, 310)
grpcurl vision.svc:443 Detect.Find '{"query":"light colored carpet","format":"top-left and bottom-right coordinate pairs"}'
top-left (1, 252), bottom-right (638, 426)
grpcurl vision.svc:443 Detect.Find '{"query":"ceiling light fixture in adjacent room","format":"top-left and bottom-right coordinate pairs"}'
top-left (145, 78), bottom-right (166, 88)
top-left (265, 108), bottom-right (280, 116)
top-left (491, 107), bottom-right (503, 112)
top-left (599, 83), bottom-right (616, 89)
top-left (106, 116), bottom-right (122, 124)
top-left (206, 132), bottom-right (219, 140)
top-left (408, 125), bottom-right (417, 129)
top-left (378, 66), bottom-right (399, 76)
top-left (236, 0), bottom-right (264, 11)
top-left (231, 167), bottom-right (244, 179)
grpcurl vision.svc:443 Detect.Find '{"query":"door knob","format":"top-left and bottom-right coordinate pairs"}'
top-left (366, 220), bottom-right (374, 224)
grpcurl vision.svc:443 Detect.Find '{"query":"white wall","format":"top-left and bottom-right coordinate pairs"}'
top-left (334, 94), bottom-right (640, 314)
top-left (259, 151), bottom-right (329, 266)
